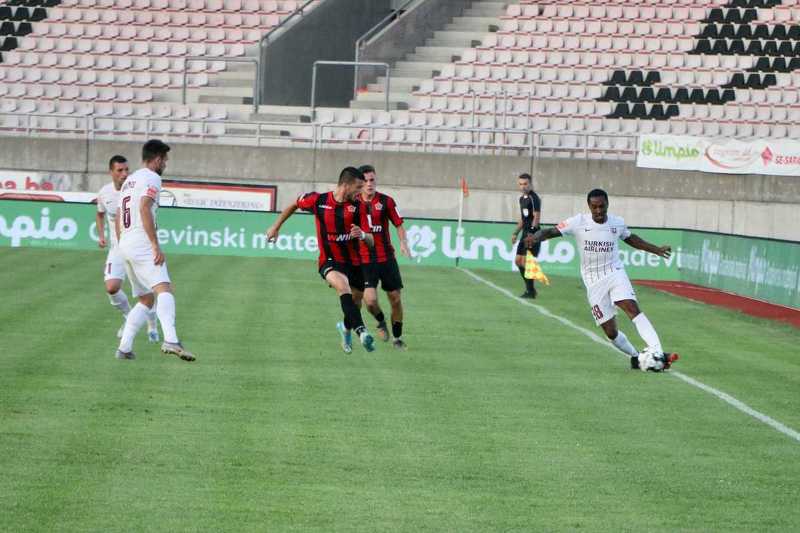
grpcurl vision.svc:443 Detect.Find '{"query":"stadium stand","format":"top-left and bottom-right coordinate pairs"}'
top-left (0, 0), bottom-right (316, 138)
top-left (1, 0), bottom-right (798, 155)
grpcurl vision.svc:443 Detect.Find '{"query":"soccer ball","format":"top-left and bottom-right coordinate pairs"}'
top-left (637, 347), bottom-right (666, 372)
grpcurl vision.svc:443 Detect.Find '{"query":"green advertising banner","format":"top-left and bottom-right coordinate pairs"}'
top-left (1, 200), bottom-right (797, 307)
top-left (678, 231), bottom-right (800, 309)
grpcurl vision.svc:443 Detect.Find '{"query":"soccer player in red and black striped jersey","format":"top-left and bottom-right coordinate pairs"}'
top-left (352, 165), bottom-right (410, 350)
top-left (266, 167), bottom-right (376, 353)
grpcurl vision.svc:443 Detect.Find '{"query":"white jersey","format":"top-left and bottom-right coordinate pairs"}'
top-left (557, 213), bottom-right (631, 287)
top-left (96, 182), bottom-right (121, 248)
top-left (118, 168), bottom-right (161, 246)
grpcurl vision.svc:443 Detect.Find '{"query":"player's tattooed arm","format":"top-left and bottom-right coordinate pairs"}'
top-left (349, 225), bottom-right (374, 248)
top-left (266, 203), bottom-right (299, 241)
top-left (396, 225), bottom-right (411, 257)
top-left (624, 234), bottom-right (671, 258)
top-left (523, 226), bottom-right (562, 248)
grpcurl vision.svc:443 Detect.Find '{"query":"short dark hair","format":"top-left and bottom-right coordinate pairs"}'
top-left (142, 139), bottom-right (170, 162)
top-left (358, 164), bottom-right (375, 175)
top-left (587, 188), bottom-right (609, 203)
top-left (339, 166), bottom-right (365, 185)
top-left (108, 155), bottom-right (127, 169)
top-left (518, 173), bottom-right (532, 182)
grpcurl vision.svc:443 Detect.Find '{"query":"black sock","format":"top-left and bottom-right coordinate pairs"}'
top-left (375, 311), bottom-right (385, 324)
top-left (340, 294), bottom-right (365, 332)
top-left (392, 321), bottom-right (403, 338)
top-left (518, 265), bottom-right (534, 292)
top-left (343, 315), bottom-right (352, 330)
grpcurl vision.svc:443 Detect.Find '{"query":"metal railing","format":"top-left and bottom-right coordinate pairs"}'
top-left (353, 0), bottom-right (418, 99)
top-left (0, 110), bottom-right (641, 158)
top-left (310, 61), bottom-right (391, 119)
top-left (257, 0), bottom-right (316, 107)
top-left (182, 57), bottom-right (260, 115)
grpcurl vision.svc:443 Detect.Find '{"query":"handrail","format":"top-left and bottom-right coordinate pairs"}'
top-left (353, 0), bottom-right (418, 98)
top-left (0, 110), bottom-right (643, 157)
top-left (257, 0), bottom-right (316, 106)
top-left (310, 61), bottom-right (391, 119)
top-left (182, 56), bottom-right (260, 115)
top-left (259, 0), bottom-right (316, 49)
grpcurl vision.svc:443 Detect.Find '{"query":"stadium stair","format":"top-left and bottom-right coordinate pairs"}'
top-left (350, 0), bottom-right (507, 110)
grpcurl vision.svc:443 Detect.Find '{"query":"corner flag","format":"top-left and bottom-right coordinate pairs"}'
top-left (524, 251), bottom-right (550, 285)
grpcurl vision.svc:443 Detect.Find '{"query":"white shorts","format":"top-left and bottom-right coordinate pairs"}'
top-left (119, 238), bottom-right (171, 297)
top-left (103, 247), bottom-right (127, 282)
top-left (585, 270), bottom-right (637, 326)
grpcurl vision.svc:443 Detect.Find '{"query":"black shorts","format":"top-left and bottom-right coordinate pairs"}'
top-left (319, 260), bottom-right (365, 291)
top-left (362, 258), bottom-right (404, 292)
top-left (516, 229), bottom-right (541, 257)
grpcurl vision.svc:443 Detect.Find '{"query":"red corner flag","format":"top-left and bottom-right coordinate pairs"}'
top-left (460, 177), bottom-right (470, 198)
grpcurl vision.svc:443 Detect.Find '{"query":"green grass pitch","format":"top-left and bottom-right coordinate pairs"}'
top-left (1, 248), bottom-right (799, 532)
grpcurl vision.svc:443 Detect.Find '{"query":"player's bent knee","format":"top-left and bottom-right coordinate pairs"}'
top-left (105, 281), bottom-right (122, 294)
top-left (152, 282), bottom-right (172, 295)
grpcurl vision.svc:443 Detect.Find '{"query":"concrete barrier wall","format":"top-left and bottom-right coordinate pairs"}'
top-left (0, 137), bottom-right (797, 240)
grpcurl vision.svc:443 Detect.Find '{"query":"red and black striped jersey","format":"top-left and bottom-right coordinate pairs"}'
top-left (297, 191), bottom-right (363, 267)
top-left (357, 192), bottom-right (404, 264)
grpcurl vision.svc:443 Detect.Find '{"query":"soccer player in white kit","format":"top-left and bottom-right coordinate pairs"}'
top-left (525, 189), bottom-right (678, 371)
top-left (96, 155), bottom-right (159, 342)
top-left (114, 140), bottom-right (195, 362)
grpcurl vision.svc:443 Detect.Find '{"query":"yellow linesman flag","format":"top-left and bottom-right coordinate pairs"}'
top-left (524, 251), bottom-right (550, 285)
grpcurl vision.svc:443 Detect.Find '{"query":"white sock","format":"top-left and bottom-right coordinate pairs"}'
top-left (108, 290), bottom-right (131, 318)
top-left (157, 292), bottom-right (179, 344)
top-left (632, 313), bottom-right (662, 353)
top-left (146, 307), bottom-right (158, 332)
top-left (610, 330), bottom-right (638, 356)
top-left (118, 303), bottom-right (149, 353)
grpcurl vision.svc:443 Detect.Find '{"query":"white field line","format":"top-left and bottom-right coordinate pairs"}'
top-left (459, 267), bottom-right (800, 444)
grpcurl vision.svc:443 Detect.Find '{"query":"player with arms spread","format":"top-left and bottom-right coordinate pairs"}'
top-left (525, 189), bottom-right (679, 371)
top-left (115, 140), bottom-right (195, 362)
top-left (352, 165), bottom-right (410, 350)
top-left (266, 167), bottom-right (376, 353)
top-left (96, 155), bottom-right (159, 342)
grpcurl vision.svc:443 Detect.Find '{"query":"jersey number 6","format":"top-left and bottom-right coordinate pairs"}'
top-left (122, 196), bottom-right (131, 229)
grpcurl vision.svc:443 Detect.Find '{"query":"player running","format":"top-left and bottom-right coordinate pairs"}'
top-left (114, 140), bottom-right (195, 362)
top-left (525, 189), bottom-right (678, 371)
top-left (352, 165), bottom-right (410, 350)
top-left (511, 173), bottom-right (542, 298)
top-left (96, 155), bottom-right (159, 342)
top-left (266, 167), bottom-right (376, 353)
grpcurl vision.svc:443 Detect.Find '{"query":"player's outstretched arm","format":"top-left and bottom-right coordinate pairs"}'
top-left (524, 226), bottom-right (562, 248)
top-left (267, 203), bottom-right (298, 241)
top-left (624, 234), bottom-right (671, 258)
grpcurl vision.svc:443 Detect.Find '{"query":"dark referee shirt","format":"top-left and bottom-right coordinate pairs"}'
top-left (519, 192), bottom-right (542, 234)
